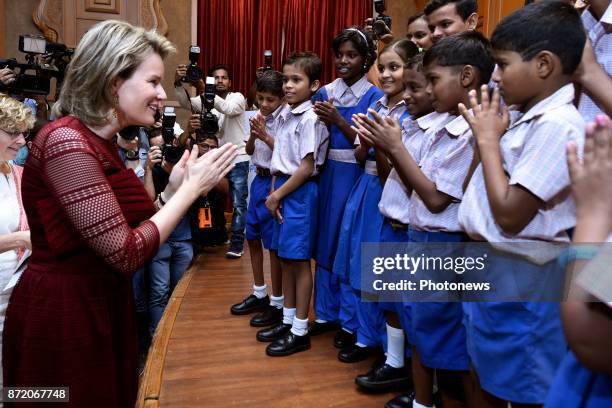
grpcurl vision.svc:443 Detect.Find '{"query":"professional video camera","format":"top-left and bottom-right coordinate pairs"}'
top-left (0, 34), bottom-right (73, 97)
top-left (195, 76), bottom-right (219, 142)
top-left (181, 45), bottom-right (203, 83)
top-left (160, 107), bottom-right (185, 164)
top-left (372, 0), bottom-right (393, 40)
top-left (263, 50), bottom-right (273, 71)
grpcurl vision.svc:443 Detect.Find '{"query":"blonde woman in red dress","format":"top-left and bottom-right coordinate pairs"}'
top-left (3, 20), bottom-right (237, 407)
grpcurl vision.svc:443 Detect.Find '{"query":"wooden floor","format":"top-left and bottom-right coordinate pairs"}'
top-left (139, 245), bottom-right (399, 407)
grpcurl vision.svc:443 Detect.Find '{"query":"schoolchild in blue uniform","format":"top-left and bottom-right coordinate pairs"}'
top-left (309, 27), bottom-right (382, 347)
top-left (353, 52), bottom-right (453, 404)
top-left (332, 39), bottom-right (416, 366)
top-left (257, 52), bottom-right (329, 357)
top-left (458, 3), bottom-right (586, 405)
top-left (230, 71), bottom-right (285, 328)
top-left (361, 32), bottom-right (494, 408)
top-left (546, 116), bottom-right (612, 408)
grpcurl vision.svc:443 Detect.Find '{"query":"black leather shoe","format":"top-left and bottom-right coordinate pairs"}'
top-left (266, 332), bottom-right (311, 356)
top-left (334, 329), bottom-right (356, 349)
top-left (250, 305), bottom-right (283, 327)
top-left (308, 321), bottom-right (340, 336)
top-left (384, 392), bottom-right (416, 408)
top-left (355, 363), bottom-right (412, 391)
top-left (338, 344), bottom-right (376, 363)
top-left (256, 323), bottom-right (291, 342)
top-left (230, 294), bottom-right (269, 315)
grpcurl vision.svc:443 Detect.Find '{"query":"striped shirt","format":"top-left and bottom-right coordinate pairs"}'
top-left (270, 101), bottom-right (329, 176)
top-left (459, 84), bottom-right (585, 263)
top-left (249, 104), bottom-right (285, 169)
top-left (578, 4), bottom-right (612, 122)
top-left (323, 76), bottom-right (373, 107)
top-left (378, 112), bottom-right (451, 223)
top-left (409, 114), bottom-right (474, 232)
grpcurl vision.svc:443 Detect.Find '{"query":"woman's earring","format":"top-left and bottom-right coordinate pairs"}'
top-left (112, 95), bottom-right (119, 119)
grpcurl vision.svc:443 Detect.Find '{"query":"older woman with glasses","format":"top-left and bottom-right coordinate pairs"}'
top-left (0, 94), bottom-right (34, 393)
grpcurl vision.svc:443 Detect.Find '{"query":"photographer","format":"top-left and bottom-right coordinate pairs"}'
top-left (175, 63), bottom-right (249, 259)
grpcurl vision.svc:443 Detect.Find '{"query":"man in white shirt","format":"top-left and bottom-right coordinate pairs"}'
top-left (175, 64), bottom-right (249, 258)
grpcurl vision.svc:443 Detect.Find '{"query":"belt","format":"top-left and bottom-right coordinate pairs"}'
top-left (273, 172), bottom-right (318, 182)
top-left (328, 148), bottom-right (357, 164)
top-left (256, 167), bottom-right (271, 177)
top-left (364, 160), bottom-right (378, 176)
top-left (386, 217), bottom-right (409, 231)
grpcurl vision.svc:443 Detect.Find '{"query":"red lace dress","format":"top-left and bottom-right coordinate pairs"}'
top-left (3, 116), bottom-right (160, 407)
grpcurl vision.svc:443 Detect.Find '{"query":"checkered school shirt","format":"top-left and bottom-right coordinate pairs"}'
top-left (323, 76), bottom-right (374, 107)
top-left (355, 96), bottom-right (408, 147)
top-left (408, 114), bottom-right (474, 232)
top-left (378, 112), bottom-right (451, 224)
top-left (459, 84), bottom-right (585, 263)
top-left (249, 104), bottom-right (285, 169)
top-left (269, 101), bottom-right (329, 176)
top-left (578, 4), bottom-right (612, 123)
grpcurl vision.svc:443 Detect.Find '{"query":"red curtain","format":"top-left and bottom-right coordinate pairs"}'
top-left (197, 0), bottom-right (373, 95)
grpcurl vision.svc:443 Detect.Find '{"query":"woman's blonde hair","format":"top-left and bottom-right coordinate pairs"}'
top-left (52, 20), bottom-right (175, 126)
top-left (0, 94), bottom-right (35, 132)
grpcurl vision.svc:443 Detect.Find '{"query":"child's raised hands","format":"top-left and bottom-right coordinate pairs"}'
top-left (459, 85), bottom-right (509, 148)
top-left (568, 115), bottom-right (612, 229)
top-left (351, 109), bottom-right (403, 154)
top-left (313, 98), bottom-right (343, 126)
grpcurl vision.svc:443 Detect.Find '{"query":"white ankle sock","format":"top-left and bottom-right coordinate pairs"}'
top-left (290, 316), bottom-right (309, 336)
top-left (253, 284), bottom-right (267, 299)
top-left (270, 295), bottom-right (284, 309)
top-left (282, 307), bottom-right (296, 325)
top-left (385, 323), bottom-right (405, 368)
top-left (413, 401), bottom-right (434, 408)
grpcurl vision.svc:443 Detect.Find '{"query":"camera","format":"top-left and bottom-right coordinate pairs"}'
top-left (372, 0), bottom-right (392, 40)
top-left (196, 76), bottom-right (219, 141)
top-left (160, 107), bottom-right (185, 164)
top-left (263, 50), bottom-right (273, 71)
top-left (0, 34), bottom-right (73, 97)
top-left (182, 45), bottom-right (203, 83)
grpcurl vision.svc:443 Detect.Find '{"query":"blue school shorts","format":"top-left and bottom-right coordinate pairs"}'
top-left (463, 250), bottom-right (566, 404)
top-left (245, 174), bottom-right (275, 249)
top-left (270, 175), bottom-right (318, 260)
top-left (408, 228), bottom-right (470, 371)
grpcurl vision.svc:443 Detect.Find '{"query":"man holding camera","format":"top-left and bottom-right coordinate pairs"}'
top-left (175, 62), bottom-right (249, 259)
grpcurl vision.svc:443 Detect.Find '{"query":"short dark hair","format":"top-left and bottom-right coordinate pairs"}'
top-left (408, 12), bottom-right (425, 26)
top-left (491, 1), bottom-right (586, 75)
top-left (380, 38), bottom-right (420, 64)
top-left (406, 52), bottom-right (426, 72)
top-left (256, 70), bottom-right (284, 97)
top-left (424, 0), bottom-right (478, 20)
top-left (332, 27), bottom-right (377, 73)
top-left (203, 135), bottom-right (219, 145)
top-left (423, 31), bottom-right (495, 84)
top-left (283, 52), bottom-right (322, 83)
top-left (208, 64), bottom-right (231, 79)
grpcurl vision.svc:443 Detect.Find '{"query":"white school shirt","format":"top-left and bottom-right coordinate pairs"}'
top-left (248, 104), bottom-right (285, 169)
top-left (458, 84), bottom-right (585, 263)
top-left (578, 3), bottom-right (612, 123)
top-left (355, 96), bottom-right (408, 147)
top-left (269, 100), bottom-right (329, 176)
top-left (175, 88), bottom-right (249, 163)
top-left (408, 114), bottom-right (474, 233)
top-left (378, 111), bottom-right (451, 223)
top-left (323, 76), bottom-right (373, 107)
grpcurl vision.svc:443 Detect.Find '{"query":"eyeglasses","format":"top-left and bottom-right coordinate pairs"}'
top-left (0, 129), bottom-right (29, 139)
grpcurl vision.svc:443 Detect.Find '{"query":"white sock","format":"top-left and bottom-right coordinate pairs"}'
top-left (413, 401), bottom-right (434, 408)
top-left (282, 307), bottom-right (296, 325)
top-left (290, 316), bottom-right (309, 336)
top-left (385, 323), bottom-right (405, 368)
top-left (315, 318), bottom-right (327, 324)
top-left (270, 295), bottom-right (284, 309)
top-left (253, 284), bottom-right (267, 299)
top-left (341, 328), bottom-right (353, 334)
top-left (355, 342), bottom-right (368, 348)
